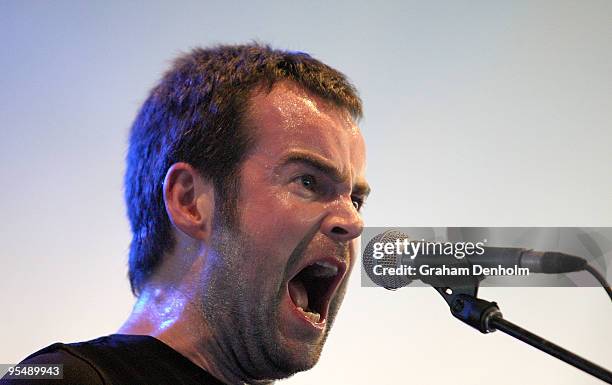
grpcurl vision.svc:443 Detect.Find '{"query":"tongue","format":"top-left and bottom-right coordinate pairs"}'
top-left (288, 279), bottom-right (309, 309)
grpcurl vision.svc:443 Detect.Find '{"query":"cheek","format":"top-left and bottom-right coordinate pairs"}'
top-left (347, 239), bottom-right (359, 272)
top-left (239, 190), bottom-right (325, 255)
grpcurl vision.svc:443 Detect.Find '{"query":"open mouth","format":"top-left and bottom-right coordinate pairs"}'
top-left (287, 258), bottom-right (346, 326)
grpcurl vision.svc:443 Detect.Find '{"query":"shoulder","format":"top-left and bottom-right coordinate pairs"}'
top-left (0, 343), bottom-right (104, 385)
top-left (1, 335), bottom-right (226, 385)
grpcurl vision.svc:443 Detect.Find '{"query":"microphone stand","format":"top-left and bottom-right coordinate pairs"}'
top-left (435, 286), bottom-right (612, 384)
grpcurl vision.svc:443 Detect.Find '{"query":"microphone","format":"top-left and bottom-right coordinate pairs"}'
top-left (362, 230), bottom-right (588, 289)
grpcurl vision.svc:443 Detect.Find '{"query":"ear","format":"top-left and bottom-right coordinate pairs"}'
top-left (163, 162), bottom-right (215, 242)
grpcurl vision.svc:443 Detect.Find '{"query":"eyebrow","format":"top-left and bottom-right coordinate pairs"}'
top-left (280, 150), bottom-right (371, 197)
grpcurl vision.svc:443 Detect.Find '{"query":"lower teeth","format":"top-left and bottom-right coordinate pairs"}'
top-left (296, 306), bottom-right (321, 323)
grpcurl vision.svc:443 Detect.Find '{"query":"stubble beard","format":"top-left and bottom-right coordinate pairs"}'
top-left (197, 217), bottom-right (349, 382)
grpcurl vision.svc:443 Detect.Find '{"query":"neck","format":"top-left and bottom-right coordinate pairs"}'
top-left (118, 282), bottom-right (271, 385)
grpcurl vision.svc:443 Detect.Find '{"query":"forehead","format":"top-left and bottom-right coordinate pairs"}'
top-left (245, 81), bottom-right (365, 165)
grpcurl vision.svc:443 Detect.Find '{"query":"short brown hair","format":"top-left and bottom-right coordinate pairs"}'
top-left (125, 43), bottom-right (362, 296)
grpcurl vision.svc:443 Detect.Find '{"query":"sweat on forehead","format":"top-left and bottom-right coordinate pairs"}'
top-left (245, 81), bottom-right (360, 138)
top-left (239, 80), bottom-right (368, 197)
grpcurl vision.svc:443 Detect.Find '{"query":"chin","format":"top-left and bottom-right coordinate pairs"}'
top-left (271, 348), bottom-right (323, 380)
top-left (258, 333), bottom-right (328, 381)
top-left (274, 293), bottom-right (346, 379)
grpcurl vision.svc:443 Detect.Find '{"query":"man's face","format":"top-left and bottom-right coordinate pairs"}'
top-left (202, 81), bottom-right (368, 381)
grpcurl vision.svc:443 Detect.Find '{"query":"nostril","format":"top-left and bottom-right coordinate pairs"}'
top-left (331, 227), bottom-right (348, 235)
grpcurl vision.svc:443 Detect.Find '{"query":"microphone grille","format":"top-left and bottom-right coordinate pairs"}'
top-left (362, 230), bottom-right (412, 289)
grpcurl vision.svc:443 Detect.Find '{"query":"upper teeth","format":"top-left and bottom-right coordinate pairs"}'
top-left (311, 261), bottom-right (339, 278)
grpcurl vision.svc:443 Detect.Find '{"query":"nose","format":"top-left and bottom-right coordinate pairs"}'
top-left (320, 197), bottom-right (364, 242)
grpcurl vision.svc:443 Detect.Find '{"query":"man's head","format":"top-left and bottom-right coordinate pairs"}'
top-left (125, 44), bottom-right (368, 381)
top-left (126, 44), bottom-right (362, 295)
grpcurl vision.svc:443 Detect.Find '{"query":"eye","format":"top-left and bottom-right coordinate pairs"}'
top-left (299, 174), bottom-right (317, 190)
top-left (352, 196), bottom-right (365, 211)
top-left (290, 174), bottom-right (324, 199)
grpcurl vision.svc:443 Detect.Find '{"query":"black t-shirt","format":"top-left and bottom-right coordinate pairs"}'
top-left (0, 334), bottom-right (226, 385)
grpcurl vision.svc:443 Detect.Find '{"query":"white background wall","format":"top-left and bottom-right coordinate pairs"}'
top-left (1, 1), bottom-right (611, 384)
